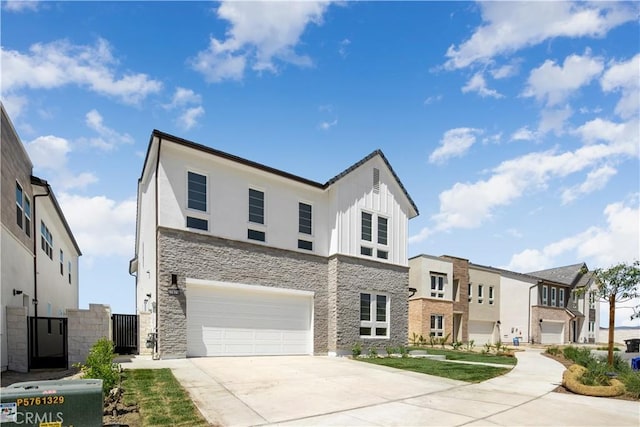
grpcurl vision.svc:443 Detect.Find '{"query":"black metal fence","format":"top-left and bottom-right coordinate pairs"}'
top-left (112, 314), bottom-right (138, 354)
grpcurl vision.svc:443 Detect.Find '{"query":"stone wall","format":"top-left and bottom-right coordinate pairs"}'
top-left (67, 304), bottom-right (111, 365)
top-left (447, 256), bottom-right (469, 342)
top-left (408, 298), bottom-right (454, 343)
top-left (531, 305), bottom-right (572, 344)
top-left (138, 312), bottom-right (153, 355)
top-left (6, 306), bottom-right (28, 372)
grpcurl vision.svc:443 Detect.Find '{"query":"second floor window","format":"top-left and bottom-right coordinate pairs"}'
top-left (478, 284), bottom-right (484, 304)
top-left (16, 183), bottom-right (23, 229)
top-left (299, 203), bottom-right (312, 234)
top-left (542, 285), bottom-right (548, 305)
top-left (361, 212), bottom-right (372, 241)
top-left (68, 261), bottom-right (72, 284)
top-left (468, 283), bottom-right (472, 302)
top-left (41, 221), bottom-right (53, 259)
top-left (249, 189), bottom-right (264, 224)
top-left (24, 197), bottom-right (31, 237)
top-left (60, 250), bottom-right (64, 275)
top-left (187, 172), bottom-right (207, 211)
top-left (430, 274), bottom-right (445, 298)
top-left (551, 287), bottom-right (557, 307)
top-left (489, 286), bottom-right (494, 304)
top-left (377, 216), bottom-right (388, 245)
top-left (559, 288), bottom-right (565, 308)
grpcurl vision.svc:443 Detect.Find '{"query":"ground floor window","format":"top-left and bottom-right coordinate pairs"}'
top-left (430, 314), bottom-right (444, 337)
top-left (359, 293), bottom-right (389, 338)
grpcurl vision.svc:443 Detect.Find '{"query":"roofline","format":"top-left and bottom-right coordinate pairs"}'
top-left (31, 176), bottom-right (82, 255)
top-left (1, 103), bottom-right (34, 170)
top-left (145, 130), bottom-right (419, 217)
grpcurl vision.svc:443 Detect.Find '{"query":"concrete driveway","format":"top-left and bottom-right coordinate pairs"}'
top-left (120, 349), bottom-right (639, 426)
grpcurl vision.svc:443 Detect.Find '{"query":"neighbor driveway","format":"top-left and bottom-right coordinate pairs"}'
top-left (120, 349), bottom-right (639, 426)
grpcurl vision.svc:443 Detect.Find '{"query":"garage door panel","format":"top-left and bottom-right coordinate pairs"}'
top-left (187, 284), bottom-right (312, 356)
top-left (468, 321), bottom-right (495, 345)
top-left (541, 322), bottom-right (564, 344)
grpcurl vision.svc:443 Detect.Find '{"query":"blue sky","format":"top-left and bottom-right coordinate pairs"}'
top-left (2, 1), bottom-right (638, 327)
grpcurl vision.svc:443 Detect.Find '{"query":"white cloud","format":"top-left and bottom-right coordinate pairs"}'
top-left (444, 2), bottom-right (637, 69)
top-left (506, 197), bottom-right (640, 273)
top-left (191, 1), bottom-right (331, 82)
top-left (58, 193), bottom-right (136, 258)
top-left (178, 106), bottom-right (205, 131)
top-left (482, 133), bottom-right (502, 145)
top-left (522, 52), bottom-right (604, 106)
top-left (537, 105), bottom-right (573, 136)
top-left (338, 38), bottom-right (351, 58)
top-left (1, 94), bottom-right (28, 120)
top-left (423, 95), bottom-right (443, 105)
top-left (1, 39), bottom-right (162, 104)
top-left (2, 1), bottom-right (39, 12)
top-left (429, 127), bottom-right (482, 164)
top-left (26, 135), bottom-right (97, 190)
top-left (510, 126), bottom-right (537, 142)
top-left (461, 72), bottom-right (503, 98)
top-left (165, 87), bottom-right (202, 109)
top-left (601, 53), bottom-right (640, 119)
top-left (561, 164), bottom-right (618, 204)
top-left (319, 119), bottom-right (338, 131)
top-left (490, 64), bottom-right (518, 79)
top-left (408, 226), bottom-right (432, 245)
top-left (428, 118), bottom-right (637, 231)
top-left (84, 109), bottom-right (134, 151)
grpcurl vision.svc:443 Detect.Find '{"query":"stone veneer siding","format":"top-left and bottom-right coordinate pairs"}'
top-left (531, 306), bottom-right (573, 344)
top-left (156, 227), bottom-right (409, 358)
top-left (446, 256), bottom-right (470, 343)
top-left (6, 306), bottom-right (28, 372)
top-left (67, 304), bottom-right (111, 365)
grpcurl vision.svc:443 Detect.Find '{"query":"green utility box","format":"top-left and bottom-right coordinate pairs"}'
top-left (0, 379), bottom-right (103, 427)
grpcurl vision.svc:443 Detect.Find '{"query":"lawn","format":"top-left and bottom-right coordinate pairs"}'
top-left (122, 369), bottom-right (209, 427)
top-left (359, 357), bottom-right (511, 382)
top-left (408, 347), bottom-right (518, 366)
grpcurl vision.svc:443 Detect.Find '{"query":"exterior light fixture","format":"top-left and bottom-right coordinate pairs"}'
top-left (168, 274), bottom-right (180, 295)
top-left (13, 289), bottom-right (23, 296)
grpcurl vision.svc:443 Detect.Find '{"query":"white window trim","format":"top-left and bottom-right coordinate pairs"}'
top-left (478, 284), bottom-right (484, 304)
top-left (298, 200), bottom-right (314, 237)
top-left (489, 286), bottom-right (494, 305)
top-left (559, 289), bottom-right (565, 308)
top-left (359, 292), bottom-right (390, 339)
top-left (360, 210), bottom-right (391, 261)
top-left (551, 287), bottom-right (557, 307)
top-left (430, 314), bottom-right (445, 338)
top-left (16, 181), bottom-right (24, 230)
top-left (542, 285), bottom-right (548, 305)
top-left (430, 274), bottom-right (445, 299)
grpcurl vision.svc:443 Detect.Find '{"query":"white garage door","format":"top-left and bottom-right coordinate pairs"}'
top-left (186, 280), bottom-right (313, 357)
top-left (541, 321), bottom-right (564, 344)
top-left (468, 321), bottom-right (495, 345)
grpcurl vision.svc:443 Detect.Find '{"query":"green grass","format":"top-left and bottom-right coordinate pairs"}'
top-left (122, 369), bottom-right (209, 427)
top-left (407, 347), bottom-right (517, 366)
top-left (359, 357), bottom-right (510, 383)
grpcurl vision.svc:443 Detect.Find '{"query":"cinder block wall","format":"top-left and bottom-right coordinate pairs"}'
top-left (138, 312), bottom-right (153, 355)
top-left (6, 306), bottom-right (28, 372)
top-left (67, 304), bottom-right (111, 365)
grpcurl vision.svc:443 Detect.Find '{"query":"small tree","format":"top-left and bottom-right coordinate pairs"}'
top-left (586, 261), bottom-right (640, 365)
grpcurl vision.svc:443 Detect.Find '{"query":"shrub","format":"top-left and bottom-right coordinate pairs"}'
top-left (410, 333), bottom-right (420, 346)
top-left (563, 346), bottom-right (593, 367)
top-left (618, 371), bottom-right (640, 399)
top-left (385, 346), bottom-right (396, 357)
top-left (546, 345), bottom-right (561, 356)
top-left (451, 341), bottom-right (463, 350)
top-left (352, 342), bottom-right (362, 358)
top-left (75, 337), bottom-right (120, 394)
top-left (465, 340), bottom-right (475, 351)
top-left (398, 346), bottom-right (409, 358)
top-left (368, 347), bottom-right (378, 358)
top-left (483, 342), bottom-right (492, 353)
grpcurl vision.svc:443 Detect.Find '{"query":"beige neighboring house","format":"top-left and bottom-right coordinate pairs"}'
top-left (409, 254), bottom-right (599, 346)
top-left (1, 105), bottom-right (82, 371)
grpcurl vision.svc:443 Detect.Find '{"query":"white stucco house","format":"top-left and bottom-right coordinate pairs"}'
top-left (1, 105), bottom-right (81, 371)
top-left (129, 130), bottom-right (419, 358)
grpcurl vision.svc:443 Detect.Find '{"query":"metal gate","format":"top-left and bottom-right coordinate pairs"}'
top-left (29, 317), bottom-right (68, 369)
top-left (112, 314), bottom-right (138, 354)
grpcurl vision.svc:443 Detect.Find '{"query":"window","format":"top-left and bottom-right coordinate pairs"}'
top-left (572, 291), bottom-right (577, 303)
top-left (361, 212), bottom-right (372, 241)
top-left (299, 203), bottom-right (312, 235)
top-left (360, 246), bottom-right (373, 256)
top-left (559, 289), bottom-right (565, 308)
top-left (542, 285), bottom-right (548, 305)
top-left (373, 168), bottom-right (380, 194)
top-left (588, 321), bottom-right (595, 333)
top-left (41, 221), bottom-right (53, 259)
top-left (248, 229), bottom-right (265, 242)
top-left (186, 216), bottom-right (208, 231)
top-left (68, 261), bottom-right (72, 284)
top-left (59, 250), bottom-right (64, 275)
top-left (551, 287), bottom-right (557, 307)
top-left (430, 274), bottom-right (445, 299)
top-left (468, 283), bottom-right (472, 302)
top-left (187, 172), bottom-right (207, 212)
top-left (478, 284), bottom-right (484, 304)
top-left (360, 293), bottom-right (389, 338)
top-left (489, 286), bottom-right (494, 305)
top-left (249, 189), bottom-right (264, 224)
top-left (16, 183), bottom-right (23, 229)
top-left (377, 217), bottom-right (388, 245)
top-left (24, 197), bottom-right (31, 237)
top-left (430, 315), bottom-right (444, 337)
top-left (298, 239), bottom-right (313, 251)
top-left (376, 250), bottom-right (388, 259)
top-left (589, 292), bottom-right (596, 309)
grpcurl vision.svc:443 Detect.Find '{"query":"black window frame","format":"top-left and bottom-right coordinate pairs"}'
top-left (298, 202), bottom-right (312, 235)
top-left (249, 189), bottom-right (265, 224)
top-left (187, 171), bottom-right (207, 212)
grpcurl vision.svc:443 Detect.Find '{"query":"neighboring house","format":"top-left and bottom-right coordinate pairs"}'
top-left (528, 263), bottom-right (600, 344)
top-left (1, 105), bottom-right (81, 371)
top-left (409, 253), bottom-right (598, 346)
top-left (129, 130), bottom-right (418, 358)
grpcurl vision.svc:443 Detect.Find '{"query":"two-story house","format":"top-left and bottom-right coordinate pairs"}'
top-left (1, 105), bottom-right (81, 371)
top-left (409, 253), bottom-right (599, 346)
top-left (129, 130), bottom-right (418, 358)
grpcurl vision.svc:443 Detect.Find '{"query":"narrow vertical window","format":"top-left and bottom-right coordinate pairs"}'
top-left (478, 284), bottom-right (484, 303)
top-left (360, 293), bottom-right (371, 321)
top-left (60, 250), bottom-right (64, 275)
top-left (551, 287), bottom-right (557, 307)
top-left (361, 212), bottom-right (372, 241)
top-left (299, 203), bottom-right (312, 234)
top-left (248, 189), bottom-right (264, 224)
top-left (24, 196), bottom-right (31, 237)
top-left (187, 172), bottom-right (207, 211)
top-left (468, 283), bottom-right (472, 302)
top-left (41, 221), bottom-right (53, 259)
top-left (16, 183), bottom-right (24, 229)
top-left (68, 261), bottom-right (72, 284)
top-left (377, 216), bottom-right (388, 245)
top-left (489, 286), bottom-right (494, 305)
top-left (542, 286), bottom-right (548, 305)
top-left (373, 168), bottom-right (380, 194)
top-left (559, 289), bottom-right (565, 308)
